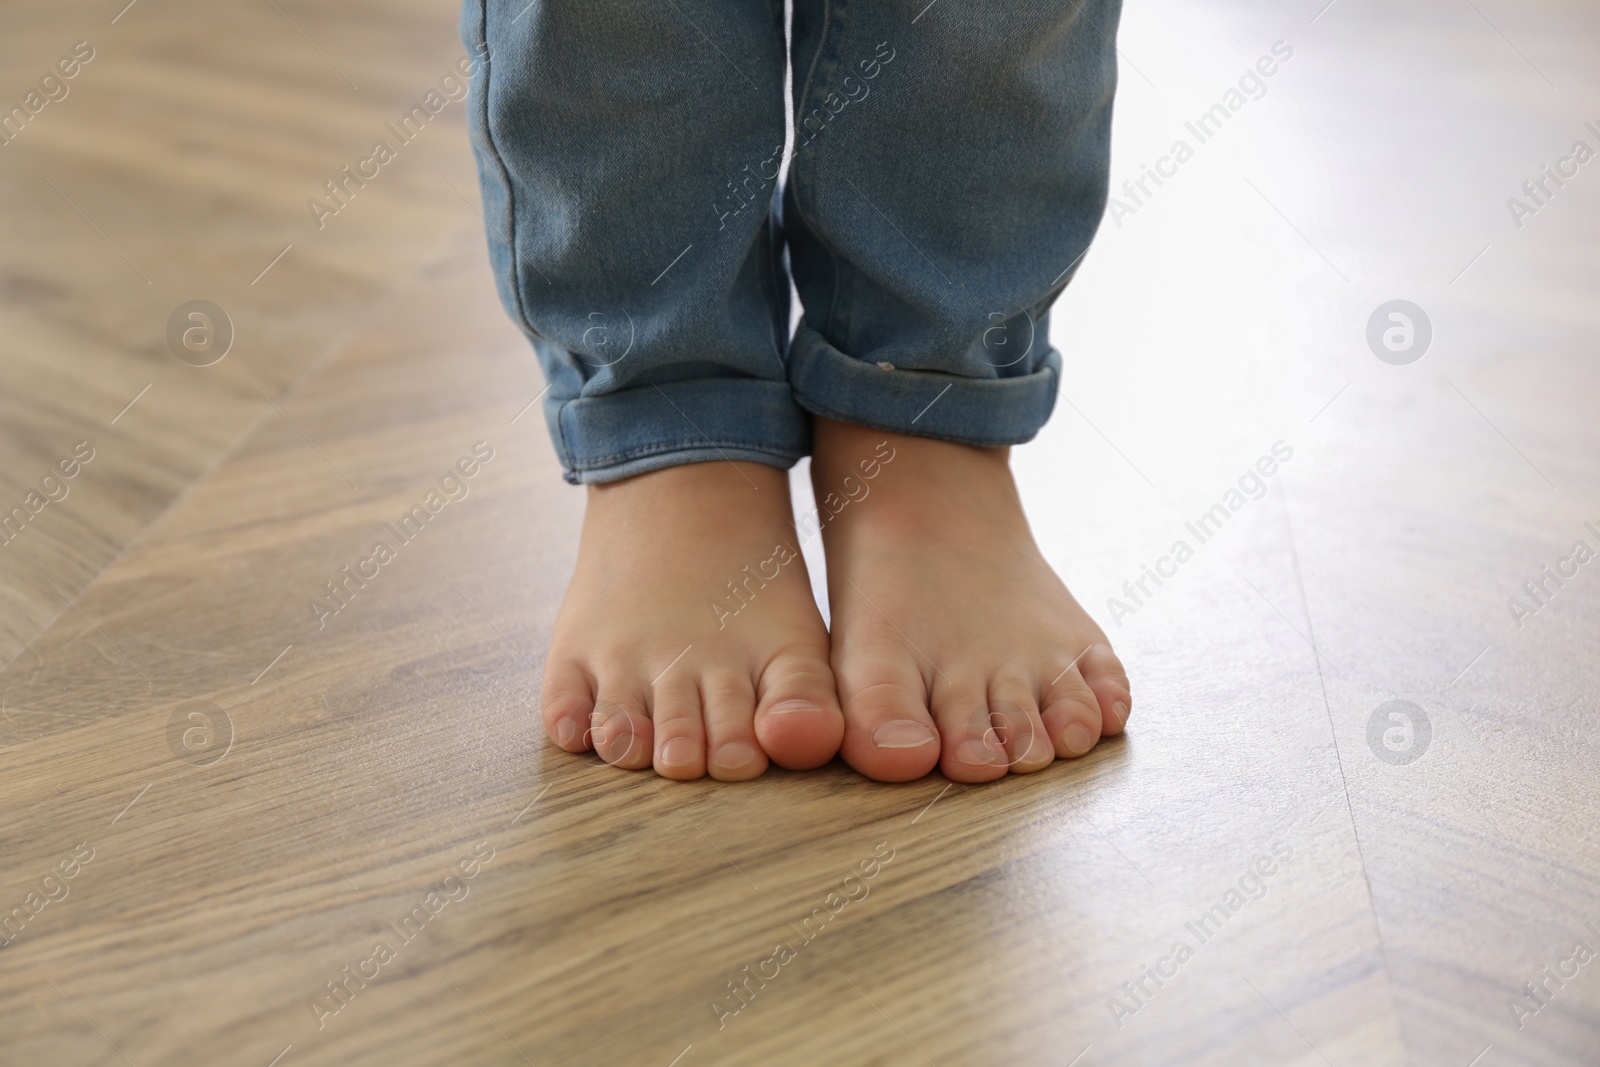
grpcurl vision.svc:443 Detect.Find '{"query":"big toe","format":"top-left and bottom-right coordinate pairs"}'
top-left (837, 657), bottom-right (940, 782)
top-left (754, 649), bottom-right (845, 770)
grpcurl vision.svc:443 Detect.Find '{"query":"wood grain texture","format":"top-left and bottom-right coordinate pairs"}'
top-left (2, 0), bottom-right (1598, 1065)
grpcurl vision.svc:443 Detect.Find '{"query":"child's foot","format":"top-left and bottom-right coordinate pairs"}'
top-left (811, 417), bottom-right (1132, 783)
top-left (541, 461), bottom-right (843, 780)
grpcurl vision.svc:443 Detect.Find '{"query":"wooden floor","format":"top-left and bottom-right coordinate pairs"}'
top-left (2, 0), bottom-right (1598, 1064)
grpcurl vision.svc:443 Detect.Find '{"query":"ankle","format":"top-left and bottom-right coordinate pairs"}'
top-left (812, 418), bottom-right (1021, 518)
top-left (584, 460), bottom-right (790, 533)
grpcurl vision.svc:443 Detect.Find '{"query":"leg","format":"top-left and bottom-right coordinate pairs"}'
top-left (463, 0), bottom-right (842, 777)
top-left (784, 0), bottom-right (1132, 781)
top-left (463, 0), bottom-right (800, 481)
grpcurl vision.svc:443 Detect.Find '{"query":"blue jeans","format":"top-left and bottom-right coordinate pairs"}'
top-left (462, 0), bottom-right (1120, 483)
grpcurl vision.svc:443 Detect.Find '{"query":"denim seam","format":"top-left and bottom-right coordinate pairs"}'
top-left (791, 0), bottom-right (844, 341)
top-left (761, 210), bottom-right (786, 368)
top-left (792, 0), bottom-right (830, 157)
top-left (789, 392), bottom-right (998, 447)
top-left (572, 439), bottom-right (806, 468)
top-left (825, 0), bottom-right (854, 349)
top-left (475, 0), bottom-right (572, 467)
top-left (788, 331), bottom-right (1062, 446)
top-left (756, 0), bottom-right (786, 369)
top-left (473, 6), bottom-right (534, 347)
top-left (789, 387), bottom-right (1055, 449)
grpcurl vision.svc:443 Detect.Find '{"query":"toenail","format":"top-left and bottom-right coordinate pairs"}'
top-left (1063, 723), bottom-right (1094, 755)
top-left (766, 699), bottom-right (821, 716)
top-left (661, 737), bottom-right (697, 767)
top-left (956, 739), bottom-right (1004, 766)
top-left (873, 720), bottom-right (937, 749)
top-left (555, 719), bottom-right (576, 747)
top-left (715, 742), bottom-right (760, 769)
top-left (1111, 701), bottom-right (1129, 728)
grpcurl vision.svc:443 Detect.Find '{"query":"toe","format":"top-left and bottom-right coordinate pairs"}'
top-left (1078, 643), bottom-right (1132, 735)
top-left (591, 682), bottom-right (654, 770)
top-left (1040, 662), bottom-right (1103, 759)
top-left (541, 657), bottom-right (596, 753)
top-left (651, 677), bottom-right (706, 781)
top-left (931, 676), bottom-right (1009, 783)
top-left (989, 670), bottom-right (1054, 774)
top-left (836, 649), bottom-right (940, 782)
top-left (701, 671), bottom-right (768, 781)
top-left (754, 647), bottom-right (844, 771)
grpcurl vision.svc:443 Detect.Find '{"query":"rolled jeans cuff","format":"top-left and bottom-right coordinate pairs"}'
top-left (552, 377), bottom-right (810, 484)
top-left (786, 325), bottom-right (1062, 447)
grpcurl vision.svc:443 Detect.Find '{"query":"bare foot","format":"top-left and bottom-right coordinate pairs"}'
top-left (540, 462), bottom-right (844, 780)
top-left (811, 418), bottom-right (1132, 783)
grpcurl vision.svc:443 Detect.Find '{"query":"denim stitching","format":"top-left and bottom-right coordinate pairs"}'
top-left (473, 4), bottom-right (535, 348)
top-left (474, 0), bottom-right (575, 465)
top-left (788, 348), bottom-right (1061, 448)
top-left (760, 205), bottom-right (788, 368)
top-left (789, 393), bottom-right (1041, 449)
top-left (790, 0), bottom-right (845, 341)
top-left (822, 0), bottom-right (853, 349)
top-left (573, 440), bottom-right (807, 467)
